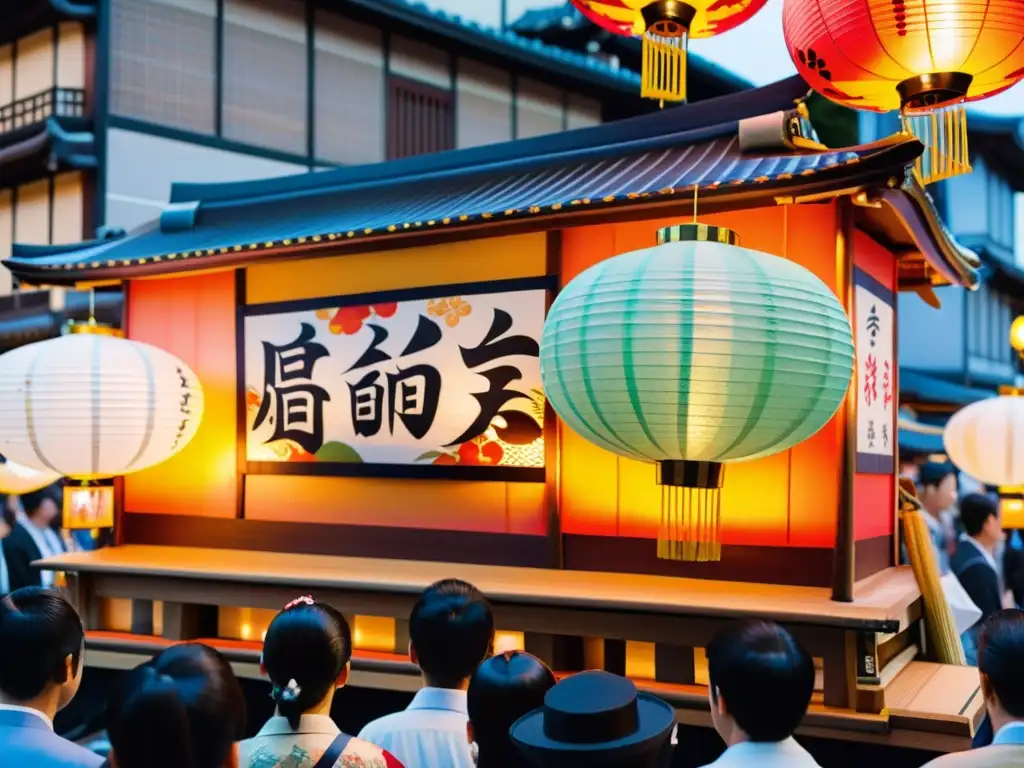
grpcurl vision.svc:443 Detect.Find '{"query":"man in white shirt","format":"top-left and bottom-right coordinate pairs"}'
top-left (702, 621), bottom-right (821, 767)
top-left (359, 578), bottom-right (494, 768)
top-left (0, 587), bottom-right (102, 768)
top-left (924, 610), bottom-right (1024, 767)
top-left (3, 487), bottom-right (65, 591)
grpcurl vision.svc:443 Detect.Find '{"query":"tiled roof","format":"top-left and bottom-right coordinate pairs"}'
top-left (900, 369), bottom-right (996, 406)
top-left (1, 77), bottom-right (978, 291)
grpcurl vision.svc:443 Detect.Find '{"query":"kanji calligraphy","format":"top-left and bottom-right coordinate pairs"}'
top-left (244, 286), bottom-right (546, 474)
top-left (854, 269), bottom-right (895, 474)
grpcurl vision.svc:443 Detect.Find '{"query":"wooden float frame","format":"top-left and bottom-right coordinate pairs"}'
top-left (40, 544), bottom-right (985, 753)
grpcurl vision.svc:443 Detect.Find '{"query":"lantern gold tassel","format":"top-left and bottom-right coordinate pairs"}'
top-left (657, 460), bottom-right (724, 562)
top-left (640, 1), bottom-right (695, 104)
top-left (900, 102), bottom-right (971, 185)
top-left (641, 29), bottom-right (687, 104)
top-left (898, 478), bottom-right (966, 665)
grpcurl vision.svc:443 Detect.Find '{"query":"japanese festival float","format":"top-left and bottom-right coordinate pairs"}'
top-left (3, 7), bottom-right (1021, 744)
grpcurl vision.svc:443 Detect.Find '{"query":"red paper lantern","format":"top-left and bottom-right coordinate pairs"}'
top-left (783, 0), bottom-right (1024, 184)
top-left (572, 0), bottom-right (770, 102)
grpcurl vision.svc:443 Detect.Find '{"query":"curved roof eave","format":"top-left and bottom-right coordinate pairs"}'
top-left (879, 176), bottom-right (981, 290)
top-left (2, 132), bottom-right (926, 287)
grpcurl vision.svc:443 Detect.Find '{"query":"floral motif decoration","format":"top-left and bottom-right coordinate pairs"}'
top-left (418, 389), bottom-right (546, 468)
top-left (315, 303), bottom-right (398, 335)
top-left (427, 297), bottom-right (473, 327)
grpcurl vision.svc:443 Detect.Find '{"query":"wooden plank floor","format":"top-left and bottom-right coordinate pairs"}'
top-left (40, 545), bottom-right (920, 631)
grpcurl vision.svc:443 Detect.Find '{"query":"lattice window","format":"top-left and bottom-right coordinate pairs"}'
top-left (222, 0), bottom-right (307, 154)
top-left (387, 76), bottom-right (454, 160)
top-left (110, 0), bottom-right (216, 134)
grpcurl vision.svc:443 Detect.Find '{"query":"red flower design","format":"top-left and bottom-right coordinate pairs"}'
top-left (326, 304), bottom-right (399, 334)
top-left (456, 439), bottom-right (504, 466)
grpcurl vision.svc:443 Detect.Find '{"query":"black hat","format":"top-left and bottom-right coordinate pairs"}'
top-left (510, 670), bottom-right (676, 766)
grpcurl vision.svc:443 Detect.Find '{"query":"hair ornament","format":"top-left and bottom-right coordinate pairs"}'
top-left (271, 678), bottom-right (302, 703)
top-left (284, 595), bottom-right (315, 611)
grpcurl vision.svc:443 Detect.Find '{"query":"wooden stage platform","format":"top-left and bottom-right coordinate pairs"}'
top-left (39, 545), bottom-right (984, 754)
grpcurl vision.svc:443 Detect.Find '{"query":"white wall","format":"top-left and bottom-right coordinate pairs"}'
top-left (105, 128), bottom-right (308, 231)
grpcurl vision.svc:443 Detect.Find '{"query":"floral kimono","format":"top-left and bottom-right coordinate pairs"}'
top-left (241, 715), bottom-right (403, 768)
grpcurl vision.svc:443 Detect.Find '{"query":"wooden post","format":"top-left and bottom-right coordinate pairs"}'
top-left (832, 198), bottom-right (856, 603)
top-left (162, 603), bottom-right (218, 641)
top-left (544, 230), bottom-right (564, 569)
top-left (655, 644), bottom-right (696, 685)
top-left (131, 599), bottom-right (155, 635)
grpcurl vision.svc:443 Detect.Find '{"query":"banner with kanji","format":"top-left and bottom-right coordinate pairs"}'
top-left (854, 269), bottom-right (895, 473)
top-left (243, 281), bottom-right (547, 479)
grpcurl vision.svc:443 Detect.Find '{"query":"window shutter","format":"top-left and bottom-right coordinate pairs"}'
top-left (110, 0), bottom-right (216, 134)
top-left (387, 76), bottom-right (454, 160)
top-left (222, 0), bottom-right (307, 155)
top-left (314, 13), bottom-right (385, 164)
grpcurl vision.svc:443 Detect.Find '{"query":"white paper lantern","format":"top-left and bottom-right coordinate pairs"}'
top-left (944, 396), bottom-right (1024, 486)
top-left (0, 457), bottom-right (62, 495)
top-left (0, 333), bottom-right (204, 479)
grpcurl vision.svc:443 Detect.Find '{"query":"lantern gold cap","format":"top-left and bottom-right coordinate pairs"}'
top-left (657, 223), bottom-right (740, 246)
top-left (63, 319), bottom-right (124, 339)
top-left (641, 0), bottom-right (696, 37)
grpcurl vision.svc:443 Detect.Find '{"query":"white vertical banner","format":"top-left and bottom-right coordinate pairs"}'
top-left (854, 268), bottom-right (895, 473)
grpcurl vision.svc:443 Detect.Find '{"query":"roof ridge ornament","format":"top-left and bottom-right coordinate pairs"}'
top-left (738, 109), bottom-right (826, 154)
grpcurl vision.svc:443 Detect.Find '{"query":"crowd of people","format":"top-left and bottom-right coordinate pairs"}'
top-left (1, 577), bottom-right (1023, 767)
top-left (909, 462), bottom-right (1024, 665)
top-left (0, 487), bottom-right (101, 596)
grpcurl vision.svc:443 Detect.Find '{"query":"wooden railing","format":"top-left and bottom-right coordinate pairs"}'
top-left (0, 87), bottom-right (86, 135)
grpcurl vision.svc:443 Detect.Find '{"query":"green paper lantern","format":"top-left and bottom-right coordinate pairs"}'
top-left (540, 224), bottom-right (854, 561)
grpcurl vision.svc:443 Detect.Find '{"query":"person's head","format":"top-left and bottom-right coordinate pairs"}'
top-left (917, 462), bottom-right (958, 514)
top-left (978, 609), bottom-right (1024, 729)
top-left (707, 621), bottom-right (814, 745)
top-left (108, 643), bottom-right (246, 768)
top-left (468, 651), bottom-right (556, 766)
top-left (410, 578), bottom-right (494, 689)
top-left (0, 588), bottom-right (85, 713)
top-left (20, 486), bottom-right (61, 527)
top-left (960, 493), bottom-right (1002, 547)
top-left (260, 595), bottom-right (352, 730)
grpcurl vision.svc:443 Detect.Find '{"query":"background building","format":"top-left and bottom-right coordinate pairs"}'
top-left (858, 110), bottom-right (1024, 458)
top-left (0, 0), bottom-right (745, 349)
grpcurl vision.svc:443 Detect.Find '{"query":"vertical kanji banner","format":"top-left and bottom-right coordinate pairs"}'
top-left (243, 280), bottom-right (547, 480)
top-left (854, 268), bottom-right (895, 473)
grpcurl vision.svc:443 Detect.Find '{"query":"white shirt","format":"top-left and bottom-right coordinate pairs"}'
top-left (0, 703), bottom-right (54, 731)
top-left (358, 687), bottom-right (473, 768)
top-left (705, 737), bottom-right (821, 767)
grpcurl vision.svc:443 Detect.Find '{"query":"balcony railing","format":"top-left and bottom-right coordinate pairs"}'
top-left (0, 87), bottom-right (87, 136)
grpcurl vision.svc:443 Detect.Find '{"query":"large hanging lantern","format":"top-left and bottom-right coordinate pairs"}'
top-left (571, 0), bottom-right (770, 102)
top-left (783, 0), bottom-right (1024, 185)
top-left (0, 455), bottom-right (62, 495)
top-left (0, 325), bottom-right (205, 479)
top-left (944, 396), bottom-right (1024, 486)
top-left (541, 224), bottom-right (854, 562)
